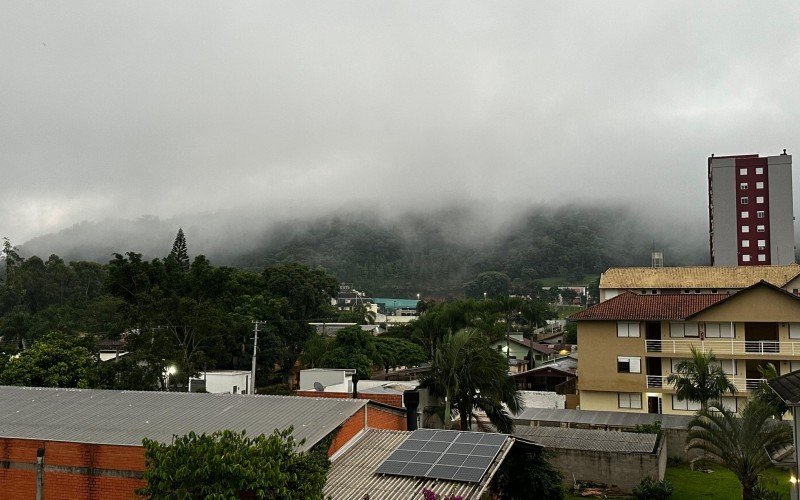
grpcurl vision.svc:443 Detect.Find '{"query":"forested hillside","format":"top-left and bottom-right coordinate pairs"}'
top-left (16, 204), bottom-right (708, 296)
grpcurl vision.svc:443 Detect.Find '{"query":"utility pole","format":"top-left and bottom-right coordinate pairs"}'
top-left (250, 321), bottom-right (259, 395)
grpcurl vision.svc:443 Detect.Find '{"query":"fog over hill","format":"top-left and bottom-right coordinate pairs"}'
top-left (18, 202), bottom-right (709, 296)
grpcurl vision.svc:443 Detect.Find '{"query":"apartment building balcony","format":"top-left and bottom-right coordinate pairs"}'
top-left (645, 375), bottom-right (765, 393)
top-left (644, 339), bottom-right (795, 356)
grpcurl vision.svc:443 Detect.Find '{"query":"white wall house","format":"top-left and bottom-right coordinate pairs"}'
top-left (189, 370), bottom-right (251, 394)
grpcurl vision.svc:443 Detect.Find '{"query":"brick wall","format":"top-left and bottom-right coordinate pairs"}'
top-left (328, 407), bottom-right (366, 457)
top-left (367, 405), bottom-right (407, 431)
top-left (0, 438), bottom-right (145, 500)
top-left (295, 390), bottom-right (404, 408)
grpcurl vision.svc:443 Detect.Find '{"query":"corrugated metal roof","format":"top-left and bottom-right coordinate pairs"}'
top-left (514, 426), bottom-right (657, 454)
top-left (513, 407), bottom-right (692, 430)
top-left (569, 292), bottom-right (727, 321)
top-left (324, 429), bottom-right (513, 500)
top-left (599, 264), bottom-right (800, 290)
top-left (768, 370), bottom-right (800, 406)
top-left (0, 386), bottom-right (366, 451)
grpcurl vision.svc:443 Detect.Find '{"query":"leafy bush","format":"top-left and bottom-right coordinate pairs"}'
top-left (139, 428), bottom-right (329, 499)
top-left (632, 477), bottom-right (673, 500)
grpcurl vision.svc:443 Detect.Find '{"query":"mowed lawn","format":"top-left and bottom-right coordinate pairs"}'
top-left (666, 464), bottom-right (790, 500)
top-left (566, 465), bottom-right (791, 499)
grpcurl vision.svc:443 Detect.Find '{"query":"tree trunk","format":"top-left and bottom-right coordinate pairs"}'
top-left (443, 390), bottom-right (452, 430)
top-left (741, 476), bottom-right (758, 500)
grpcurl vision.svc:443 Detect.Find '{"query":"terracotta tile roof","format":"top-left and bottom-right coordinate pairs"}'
top-left (599, 264), bottom-right (800, 290)
top-left (506, 337), bottom-right (556, 354)
top-left (569, 292), bottom-right (727, 321)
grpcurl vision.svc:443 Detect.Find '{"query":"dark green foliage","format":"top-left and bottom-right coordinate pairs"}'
top-left (490, 445), bottom-right (564, 500)
top-left (318, 325), bottom-right (377, 379)
top-left (464, 272), bottom-right (511, 299)
top-left (666, 347), bottom-right (736, 412)
top-left (632, 421), bottom-right (662, 435)
top-left (632, 477), bottom-right (673, 500)
top-left (139, 428), bottom-right (329, 499)
top-left (168, 228), bottom-right (190, 271)
top-left (420, 328), bottom-right (521, 432)
top-left (374, 336), bottom-right (427, 374)
top-left (563, 322), bottom-right (577, 344)
top-left (0, 331), bottom-right (98, 388)
top-left (752, 362), bottom-right (788, 420)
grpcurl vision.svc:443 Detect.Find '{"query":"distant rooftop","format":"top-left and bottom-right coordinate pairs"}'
top-left (514, 426), bottom-right (657, 454)
top-left (513, 407), bottom-right (692, 430)
top-left (0, 386), bottom-right (366, 451)
top-left (570, 291), bottom-right (726, 321)
top-left (600, 264), bottom-right (800, 290)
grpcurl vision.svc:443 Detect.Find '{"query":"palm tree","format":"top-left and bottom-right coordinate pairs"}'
top-left (420, 328), bottom-right (522, 432)
top-left (666, 346), bottom-right (736, 412)
top-left (686, 399), bottom-right (792, 500)
top-left (753, 362), bottom-right (789, 420)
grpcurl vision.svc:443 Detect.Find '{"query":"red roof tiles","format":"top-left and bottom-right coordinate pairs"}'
top-left (569, 292), bottom-right (728, 321)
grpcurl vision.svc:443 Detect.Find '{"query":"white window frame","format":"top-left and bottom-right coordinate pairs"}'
top-left (758, 254), bottom-right (766, 262)
top-left (619, 393), bottom-right (642, 409)
top-left (757, 196), bottom-right (765, 204)
top-left (670, 322), bottom-right (699, 338)
top-left (741, 240), bottom-right (750, 248)
top-left (741, 197), bottom-right (749, 204)
top-left (743, 255), bottom-right (751, 262)
top-left (756, 167), bottom-right (763, 174)
top-left (670, 358), bottom-right (690, 373)
top-left (791, 360), bottom-right (800, 372)
top-left (756, 181), bottom-right (764, 189)
top-left (711, 359), bottom-right (737, 375)
top-left (742, 225), bottom-right (749, 233)
top-left (757, 210), bottom-right (765, 218)
top-left (740, 182), bottom-right (748, 190)
top-left (757, 225), bottom-right (765, 233)
top-left (617, 356), bottom-right (642, 374)
top-left (741, 211), bottom-right (749, 218)
top-left (713, 396), bottom-right (738, 413)
top-left (617, 322), bottom-right (640, 338)
top-left (705, 322), bottom-right (733, 339)
top-left (789, 324), bottom-right (800, 339)
top-left (740, 168), bottom-right (748, 175)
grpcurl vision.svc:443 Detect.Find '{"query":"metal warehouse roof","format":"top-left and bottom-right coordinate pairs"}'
top-left (514, 426), bottom-right (657, 454)
top-left (324, 429), bottom-right (513, 500)
top-left (600, 264), bottom-right (800, 290)
top-left (768, 369), bottom-right (800, 406)
top-left (0, 386), bottom-right (366, 451)
top-left (513, 407), bottom-right (692, 430)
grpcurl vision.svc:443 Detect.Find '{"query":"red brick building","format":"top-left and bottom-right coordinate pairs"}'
top-left (0, 386), bottom-right (406, 499)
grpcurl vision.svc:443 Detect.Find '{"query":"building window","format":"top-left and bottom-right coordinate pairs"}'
top-left (670, 322), bottom-right (699, 338)
top-left (757, 225), bottom-right (765, 232)
top-left (791, 360), bottom-right (800, 371)
top-left (705, 322), bottom-right (734, 339)
top-left (672, 395), bottom-right (701, 411)
top-left (741, 197), bottom-right (749, 204)
top-left (789, 323), bottom-right (800, 339)
top-left (741, 211), bottom-right (749, 218)
top-left (711, 289), bottom-right (718, 293)
top-left (740, 168), bottom-right (748, 175)
top-left (619, 393), bottom-right (642, 409)
top-left (756, 181), bottom-right (764, 189)
top-left (713, 397), bottom-right (738, 413)
top-left (756, 167), bottom-right (764, 174)
top-left (670, 358), bottom-right (689, 373)
top-left (758, 254), bottom-right (766, 262)
top-left (742, 240), bottom-right (750, 248)
top-left (617, 356), bottom-right (641, 373)
top-left (741, 226), bottom-right (749, 233)
top-left (758, 239), bottom-right (766, 249)
top-left (740, 182), bottom-right (748, 190)
top-left (616, 322), bottom-right (640, 338)
top-left (757, 196), bottom-right (765, 203)
top-left (651, 289), bottom-right (657, 294)
top-left (742, 255), bottom-right (751, 262)
top-left (757, 210), bottom-right (765, 218)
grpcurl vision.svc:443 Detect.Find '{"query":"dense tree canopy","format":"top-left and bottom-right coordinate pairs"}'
top-left (140, 428), bottom-right (329, 499)
top-left (0, 332), bottom-right (98, 388)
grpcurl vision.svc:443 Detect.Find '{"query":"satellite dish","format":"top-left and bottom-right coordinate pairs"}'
top-left (313, 381), bottom-right (325, 392)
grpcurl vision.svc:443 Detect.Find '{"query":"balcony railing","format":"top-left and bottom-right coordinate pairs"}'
top-left (646, 375), bottom-right (765, 392)
top-left (645, 339), bottom-right (794, 355)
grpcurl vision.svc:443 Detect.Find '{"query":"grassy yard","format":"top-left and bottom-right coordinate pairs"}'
top-left (566, 464), bottom-right (791, 499)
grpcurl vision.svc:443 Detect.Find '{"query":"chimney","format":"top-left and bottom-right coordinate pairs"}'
top-left (351, 373), bottom-right (359, 399)
top-left (403, 389), bottom-right (420, 431)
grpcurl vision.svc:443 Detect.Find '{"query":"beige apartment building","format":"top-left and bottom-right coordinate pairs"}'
top-left (573, 280), bottom-right (800, 415)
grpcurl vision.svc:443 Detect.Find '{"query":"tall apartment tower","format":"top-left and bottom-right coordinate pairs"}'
top-left (708, 152), bottom-right (794, 266)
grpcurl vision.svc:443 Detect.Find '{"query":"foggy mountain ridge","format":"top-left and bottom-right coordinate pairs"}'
top-left (16, 202), bottom-right (710, 295)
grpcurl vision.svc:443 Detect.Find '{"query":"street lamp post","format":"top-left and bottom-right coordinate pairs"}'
top-left (165, 365), bottom-right (177, 391)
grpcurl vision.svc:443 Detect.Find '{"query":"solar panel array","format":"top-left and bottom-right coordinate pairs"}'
top-left (375, 429), bottom-right (506, 483)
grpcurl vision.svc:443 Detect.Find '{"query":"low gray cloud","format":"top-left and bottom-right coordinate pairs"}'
top-left (3, 1), bottom-right (800, 243)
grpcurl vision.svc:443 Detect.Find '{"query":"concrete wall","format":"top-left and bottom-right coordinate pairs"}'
top-left (710, 157), bottom-right (738, 266)
top-left (519, 390), bottom-right (566, 409)
top-left (299, 369), bottom-right (352, 391)
top-left (547, 437), bottom-right (666, 493)
top-left (768, 155), bottom-right (794, 265)
top-left (202, 372), bottom-right (250, 394)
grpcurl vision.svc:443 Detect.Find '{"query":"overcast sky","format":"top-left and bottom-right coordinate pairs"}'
top-left (3, 1), bottom-right (800, 243)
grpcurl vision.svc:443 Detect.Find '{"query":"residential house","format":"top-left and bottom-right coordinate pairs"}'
top-left (490, 334), bottom-right (555, 371)
top-left (572, 280), bottom-right (800, 415)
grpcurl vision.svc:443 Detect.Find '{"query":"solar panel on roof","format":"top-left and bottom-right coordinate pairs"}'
top-left (375, 429), bottom-right (506, 483)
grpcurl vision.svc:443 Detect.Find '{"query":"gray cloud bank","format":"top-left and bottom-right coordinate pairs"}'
top-left (3, 1), bottom-right (800, 244)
